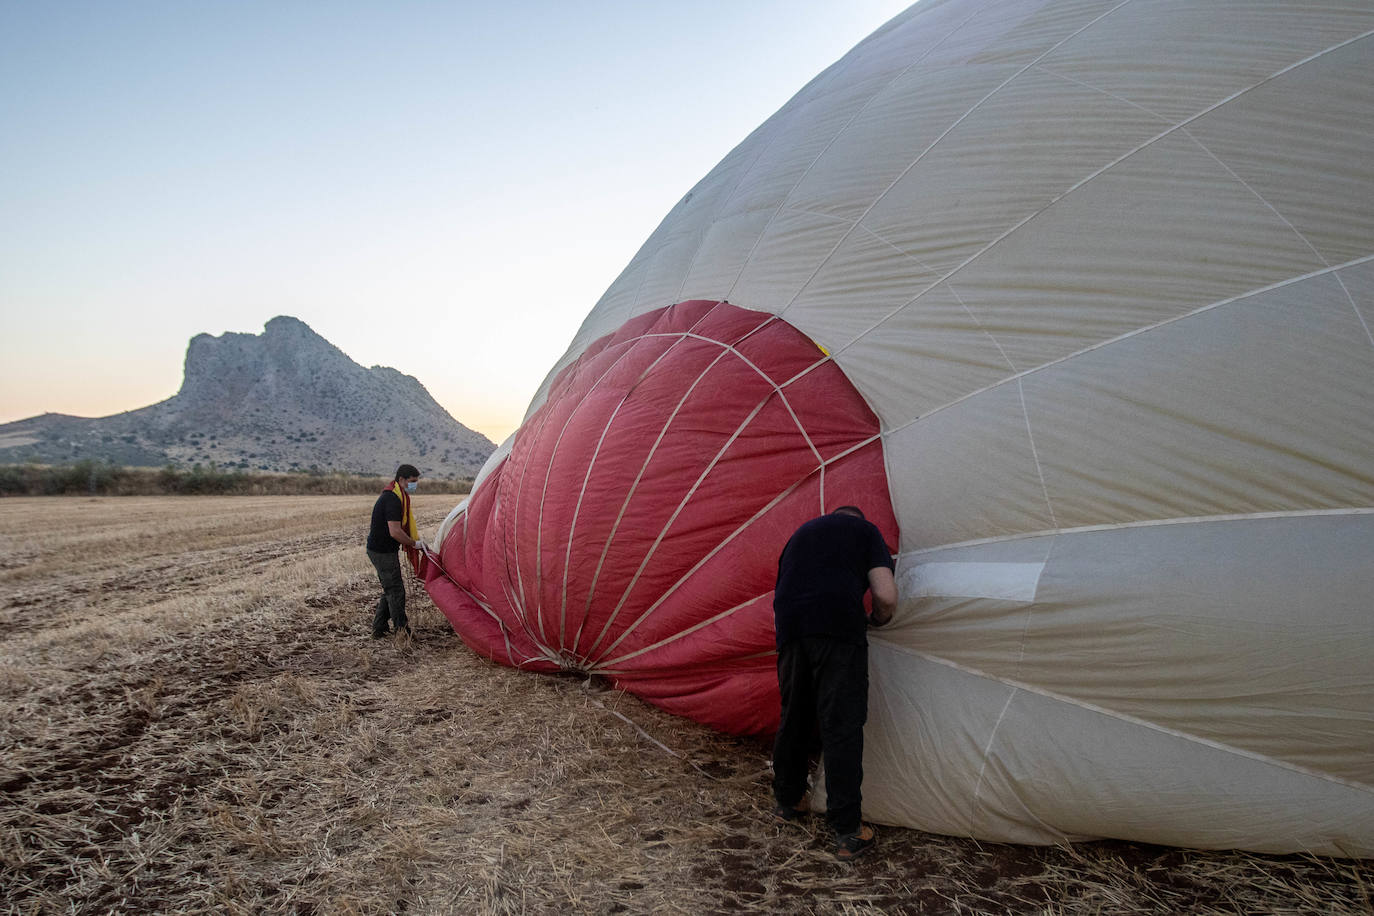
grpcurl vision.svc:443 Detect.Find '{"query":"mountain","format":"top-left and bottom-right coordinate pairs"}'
top-left (0, 316), bottom-right (496, 478)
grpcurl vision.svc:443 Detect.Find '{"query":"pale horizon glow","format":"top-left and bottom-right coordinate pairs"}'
top-left (0, 1), bottom-right (916, 445)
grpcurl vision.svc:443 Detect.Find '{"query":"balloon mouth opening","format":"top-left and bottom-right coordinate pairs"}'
top-left (425, 299), bottom-right (896, 736)
top-left (555, 651), bottom-right (594, 677)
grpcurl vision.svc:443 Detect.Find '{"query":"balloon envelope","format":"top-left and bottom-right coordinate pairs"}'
top-left (430, 0), bottom-right (1374, 856)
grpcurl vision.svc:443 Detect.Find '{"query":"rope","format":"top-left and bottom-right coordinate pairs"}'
top-left (585, 692), bottom-right (720, 781)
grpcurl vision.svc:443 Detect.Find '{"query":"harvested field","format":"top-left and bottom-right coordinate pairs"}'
top-left (1, 495), bottom-right (1369, 914)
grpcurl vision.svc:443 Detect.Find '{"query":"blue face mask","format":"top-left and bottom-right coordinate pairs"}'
top-left (406, 481), bottom-right (418, 493)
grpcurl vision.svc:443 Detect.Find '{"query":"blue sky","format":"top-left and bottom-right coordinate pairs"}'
top-left (0, 1), bottom-right (914, 442)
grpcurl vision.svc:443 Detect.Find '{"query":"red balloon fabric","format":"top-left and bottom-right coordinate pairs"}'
top-left (424, 300), bottom-right (897, 736)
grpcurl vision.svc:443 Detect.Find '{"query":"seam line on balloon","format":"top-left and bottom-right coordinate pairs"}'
top-left (636, 329), bottom-right (824, 396)
top-left (897, 507), bottom-right (1374, 558)
top-left (555, 317), bottom-right (707, 649)
top-left (571, 333), bottom-right (824, 648)
top-left (1185, 126), bottom-right (1374, 351)
top-left (773, 373), bottom-right (827, 465)
top-left (569, 305), bottom-right (751, 651)
top-left (1184, 127), bottom-right (1329, 268)
top-left (587, 393), bottom-right (776, 660)
top-left (528, 338), bottom-right (658, 647)
top-left (1034, 64), bottom-right (1173, 122)
top-left (592, 592), bottom-right (773, 669)
top-left (578, 347), bottom-right (736, 656)
top-left (1029, 537), bottom-right (1055, 599)
top-left (859, 221), bottom-right (943, 276)
top-left (675, 123), bottom-right (791, 307)
top-left (1334, 270), bottom-right (1374, 350)
top-left (881, 253), bottom-right (1374, 435)
top-left (772, 385), bottom-right (827, 508)
top-left (574, 312), bottom-right (805, 656)
top-left (778, 0), bottom-right (1136, 321)
top-left (947, 282), bottom-right (1017, 374)
top-left (589, 434), bottom-right (882, 665)
top-left (970, 688), bottom-right (1020, 834)
top-left (722, 3), bottom-right (983, 306)
top-left (559, 330), bottom-right (702, 649)
top-left (574, 310), bottom-right (785, 659)
top-left (592, 434), bottom-right (883, 661)
top-left (424, 548), bottom-right (541, 669)
top-left (579, 327), bottom-right (856, 662)
top-left (1017, 377), bottom-right (1058, 531)
top-left (595, 648), bottom-right (778, 679)
top-left (498, 570), bottom-right (558, 667)
top-left (504, 391), bottom-right (562, 644)
top-left (780, 356), bottom-right (830, 390)
top-left (514, 353), bottom-right (612, 638)
top-left (873, 641), bottom-right (1374, 793)
top-left (624, 249), bottom-right (656, 327)
top-left (970, 543), bottom-right (1059, 824)
top-left (834, 28), bottom-right (1374, 362)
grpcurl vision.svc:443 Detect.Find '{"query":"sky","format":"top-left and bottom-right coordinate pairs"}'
top-left (0, 1), bottom-right (915, 444)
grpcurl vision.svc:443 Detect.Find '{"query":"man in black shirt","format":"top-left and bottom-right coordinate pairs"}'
top-left (366, 463), bottom-right (424, 638)
top-left (771, 505), bottom-right (897, 861)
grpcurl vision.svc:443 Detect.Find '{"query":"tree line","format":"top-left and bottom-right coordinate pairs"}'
top-left (0, 461), bottom-right (474, 497)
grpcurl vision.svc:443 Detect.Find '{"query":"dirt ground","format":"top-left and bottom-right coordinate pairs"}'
top-left (1, 495), bottom-right (1369, 915)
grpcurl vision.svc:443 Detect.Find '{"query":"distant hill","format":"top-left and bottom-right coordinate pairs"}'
top-left (0, 316), bottom-right (496, 478)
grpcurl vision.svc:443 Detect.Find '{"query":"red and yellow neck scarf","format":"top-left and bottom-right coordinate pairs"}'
top-left (388, 481), bottom-right (421, 572)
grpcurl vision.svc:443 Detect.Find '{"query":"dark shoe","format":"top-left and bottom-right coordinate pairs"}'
top-left (371, 629), bottom-right (389, 639)
top-left (773, 802), bottom-right (808, 823)
top-left (835, 824), bottom-right (876, 861)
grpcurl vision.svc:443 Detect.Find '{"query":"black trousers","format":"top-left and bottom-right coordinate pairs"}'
top-left (772, 637), bottom-right (868, 835)
top-left (366, 548), bottom-right (408, 634)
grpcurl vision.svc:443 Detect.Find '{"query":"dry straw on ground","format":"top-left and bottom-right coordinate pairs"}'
top-left (1, 495), bottom-right (1369, 914)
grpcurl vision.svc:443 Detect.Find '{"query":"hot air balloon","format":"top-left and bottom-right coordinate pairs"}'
top-left (426, 0), bottom-right (1374, 856)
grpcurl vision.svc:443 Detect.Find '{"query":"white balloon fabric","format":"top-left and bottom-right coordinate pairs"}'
top-left (451, 0), bottom-right (1374, 855)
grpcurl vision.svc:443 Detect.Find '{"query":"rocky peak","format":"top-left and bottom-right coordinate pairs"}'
top-left (0, 316), bottom-right (495, 477)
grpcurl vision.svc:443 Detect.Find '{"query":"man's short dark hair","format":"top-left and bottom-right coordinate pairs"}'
top-left (832, 505), bottom-right (865, 519)
top-left (395, 464), bottom-right (421, 480)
